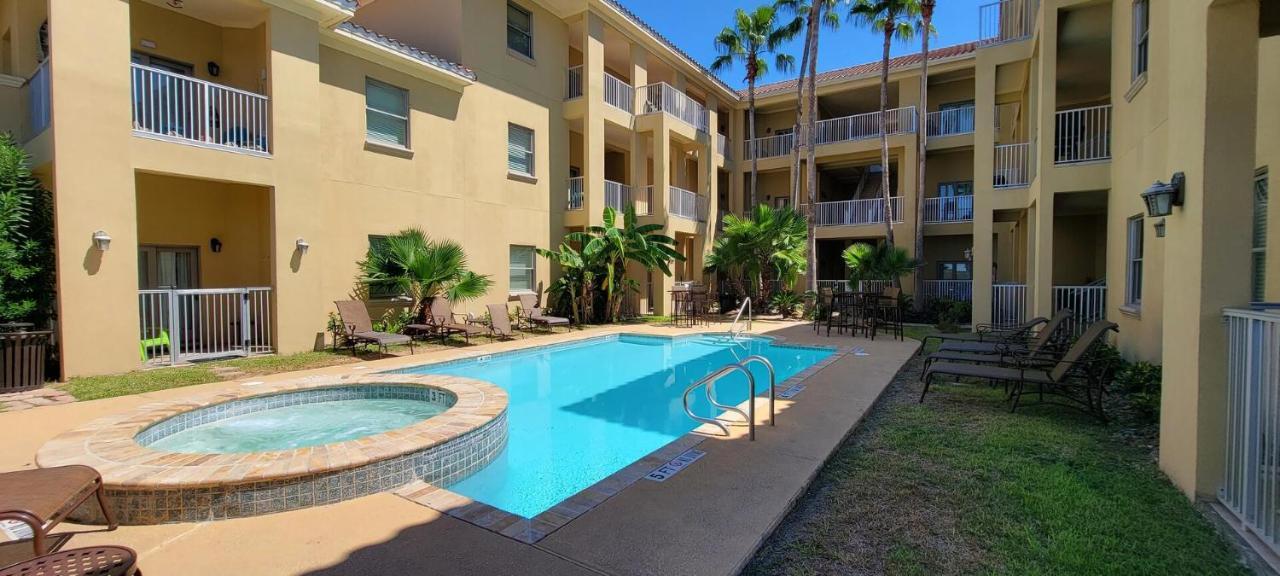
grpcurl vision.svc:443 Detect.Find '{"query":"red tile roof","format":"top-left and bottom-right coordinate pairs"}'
top-left (745, 42), bottom-right (978, 98)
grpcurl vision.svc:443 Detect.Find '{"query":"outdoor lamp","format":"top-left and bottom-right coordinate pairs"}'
top-left (295, 237), bottom-right (310, 255)
top-left (1153, 219), bottom-right (1167, 238)
top-left (1141, 172), bottom-right (1184, 217)
top-left (92, 230), bottom-right (112, 251)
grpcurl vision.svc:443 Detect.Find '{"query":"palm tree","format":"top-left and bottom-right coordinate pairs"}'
top-left (849, 0), bottom-right (920, 248)
top-left (913, 0), bottom-right (937, 313)
top-left (841, 241), bottom-right (919, 289)
top-left (706, 204), bottom-right (808, 298)
top-left (711, 4), bottom-right (802, 209)
top-left (357, 229), bottom-right (493, 321)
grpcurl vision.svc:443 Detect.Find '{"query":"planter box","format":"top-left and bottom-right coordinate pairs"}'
top-left (0, 331), bottom-right (51, 392)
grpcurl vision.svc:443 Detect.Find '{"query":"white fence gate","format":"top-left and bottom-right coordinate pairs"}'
top-left (992, 283), bottom-right (1027, 326)
top-left (1221, 308), bottom-right (1280, 555)
top-left (139, 288), bottom-right (273, 365)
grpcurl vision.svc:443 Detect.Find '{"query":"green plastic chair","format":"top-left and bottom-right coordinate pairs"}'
top-left (139, 329), bottom-right (169, 361)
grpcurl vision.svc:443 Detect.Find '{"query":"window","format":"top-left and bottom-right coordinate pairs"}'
top-left (1253, 169), bottom-right (1269, 302)
top-left (508, 123), bottom-right (535, 176)
top-left (509, 246), bottom-right (536, 293)
top-left (1132, 0), bottom-right (1149, 81)
top-left (507, 2), bottom-right (533, 59)
top-left (938, 181), bottom-right (974, 221)
top-left (1126, 215), bottom-right (1144, 306)
top-left (366, 78), bottom-right (409, 148)
top-left (364, 235), bottom-right (403, 300)
top-left (772, 197), bottom-right (789, 210)
top-left (938, 261), bottom-right (972, 281)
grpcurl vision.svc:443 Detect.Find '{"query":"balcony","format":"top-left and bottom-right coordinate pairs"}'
top-left (994, 142), bottom-right (1032, 188)
top-left (605, 180), bottom-right (651, 215)
top-left (979, 0), bottom-right (1036, 46)
top-left (131, 64), bottom-right (270, 156)
top-left (924, 196), bottom-right (974, 223)
top-left (921, 280), bottom-right (974, 303)
top-left (567, 176), bottom-right (584, 210)
top-left (139, 287), bottom-right (273, 365)
top-left (926, 106), bottom-right (976, 137)
top-left (566, 65), bottom-right (583, 100)
top-left (638, 83), bottom-right (709, 133)
top-left (566, 67), bottom-right (635, 114)
top-left (811, 197), bottom-right (904, 227)
top-left (1221, 306), bottom-right (1280, 556)
top-left (23, 60), bottom-right (50, 142)
top-left (742, 107), bottom-right (917, 160)
top-left (1052, 284), bottom-right (1107, 331)
top-left (1054, 105), bottom-right (1111, 164)
top-left (669, 186), bottom-right (707, 222)
top-left (716, 133), bottom-right (729, 159)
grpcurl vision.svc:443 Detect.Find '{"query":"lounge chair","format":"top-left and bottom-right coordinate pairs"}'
top-left (0, 465), bottom-right (117, 559)
top-left (428, 297), bottom-right (489, 343)
top-left (920, 320), bottom-right (1120, 422)
top-left (933, 309), bottom-right (1074, 357)
top-left (516, 294), bottom-right (570, 332)
top-left (920, 316), bottom-right (1048, 350)
top-left (485, 304), bottom-right (521, 340)
top-left (0, 545), bottom-right (141, 576)
top-left (334, 300), bottom-right (414, 355)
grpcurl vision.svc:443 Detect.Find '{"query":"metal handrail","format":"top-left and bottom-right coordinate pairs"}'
top-left (739, 355), bottom-right (777, 427)
top-left (682, 364), bottom-right (756, 439)
top-left (729, 298), bottom-right (752, 339)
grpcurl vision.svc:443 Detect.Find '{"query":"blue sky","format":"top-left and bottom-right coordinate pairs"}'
top-left (621, 1), bottom-right (982, 89)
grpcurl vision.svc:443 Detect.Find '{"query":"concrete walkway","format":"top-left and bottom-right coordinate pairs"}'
top-left (0, 321), bottom-right (917, 576)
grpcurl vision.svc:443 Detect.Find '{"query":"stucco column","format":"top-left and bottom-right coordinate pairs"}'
top-left (1029, 5), bottom-right (1059, 318)
top-left (48, 0), bottom-right (139, 378)
top-left (582, 12), bottom-right (606, 225)
top-left (1159, 0), bottom-right (1258, 499)
top-left (651, 118), bottom-right (674, 314)
top-left (971, 59), bottom-right (999, 327)
top-left (629, 44), bottom-right (648, 200)
top-left (704, 95), bottom-right (720, 239)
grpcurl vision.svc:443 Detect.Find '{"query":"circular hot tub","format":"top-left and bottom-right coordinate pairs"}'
top-left (36, 374), bottom-right (507, 524)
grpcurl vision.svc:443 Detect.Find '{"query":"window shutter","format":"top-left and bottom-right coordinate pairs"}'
top-left (508, 124), bottom-right (534, 175)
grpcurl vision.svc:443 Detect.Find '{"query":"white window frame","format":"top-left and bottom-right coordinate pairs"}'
top-left (1253, 168), bottom-right (1269, 302)
top-left (365, 77), bottom-right (410, 148)
top-left (507, 2), bottom-right (534, 60)
top-left (1126, 215), bottom-right (1144, 306)
top-left (508, 123), bottom-right (535, 178)
top-left (509, 245), bottom-right (537, 295)
top-left (1132, 0), bottom-right (1149, 81)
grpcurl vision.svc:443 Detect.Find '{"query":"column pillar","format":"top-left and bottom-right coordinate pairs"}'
top-left (971, 58), bottom-right (998, 327)
top-left (629, 44), bottom-right (648, 195)
top-left (582, 12), bottom-right (606, 224)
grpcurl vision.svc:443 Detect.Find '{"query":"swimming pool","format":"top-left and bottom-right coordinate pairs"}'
top-left (390, 334), bottom-right (833, 518)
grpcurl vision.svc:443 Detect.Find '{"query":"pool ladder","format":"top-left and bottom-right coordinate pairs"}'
top-left (681, 355), bottom-right (776, 441)
top-left (728, 298), bottom-right (752, 340)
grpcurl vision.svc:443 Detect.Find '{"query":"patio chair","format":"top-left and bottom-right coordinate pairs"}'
top-left (333, 300), bottom-right (414, 355)
top-left (920, 320), bottom-right (1119, 422)
top-left (516, 294), bottom-right (570, 332)
top-left (427, 297), bottom-right (489, 343)
top-left (0, 545), bottom-right (141, 576)
top-left (0, 465), bottom-right (117, 559)
top-left (922, 310), bottom-right (1076, 374)
top-left (870, 286), bottom-right (903, 341)
top-left (485, 304), bottom-right (521, 340)
top-left (920, 316), bottom-right (1049, 351)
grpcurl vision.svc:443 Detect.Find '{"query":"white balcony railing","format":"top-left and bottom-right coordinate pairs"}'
top-left (139, 287), bottom-right (273, 366)
top-left (25, 59), bottom-right (50, 141)
top-left (566, 65), bottom-right (583, 100)
top-left (638, 82), bottom-right (709, 132)
top-left (812, 197), bottom-right (903, 227)
top-left (637, 185), bottom-right (653, 216)
top-left (716, 133), bottom-right (728, 159)
top-left (743, 132), bottom-right (794, 160)
top-left (1053, 284), bottom-right (1107, 332)
top-left (994, 142), bottom-right (1032, 188)
top-left (926, 106), bottom-right (976, 137)
top-left (816, 279), bottom-right (890, 294)
top-left (924, 196), bottom-right (975, 223)
top-left (604, 72), bottom-right (634, 113)
top-left (604, 179), bottom-right (647, 214)
top-left (1055, 104), bottom-right (1111, 164)
top-left (669, 185), bottom-right (706, 222)
top-left (1222, 307), bottom-right (1280, 555)
top-left (979, 0), bottom-right (1036, 45)
top-left (567, 176), bottom-right (584, 211)
top-left (131, 63), bottom-right (270, 155)
top-left (811, 106), bottom-right (916, 146)
top-left (992, 283), bottom-right (1028, 325)
top-left (922, 280), bottom-right (974, 303)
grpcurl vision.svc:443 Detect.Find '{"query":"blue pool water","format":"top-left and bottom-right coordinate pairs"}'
top-left (390, 334), bottom-right (833, 518)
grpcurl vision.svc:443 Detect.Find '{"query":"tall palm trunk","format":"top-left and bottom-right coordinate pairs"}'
top-left (790, 25), bottom-right (812, 208)
top-left (748, 57), bottom-right (759, 209)
top-left (878, 24), bottom-right (896, 249)
top-left (913, 3), bottom-right (933, 313)
top-left (804, 1), bottom-right (821, 293)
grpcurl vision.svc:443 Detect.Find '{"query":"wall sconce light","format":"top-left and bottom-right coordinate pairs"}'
top-left (1141, 172), bottom-right (1185, 218)
top-left (295, 238), bottom-right (310, 255)
top-left (92, 230), bottom-right (112, 251)
top-left (210, 238), bottom-right (223, 253)
top-left (1153, 218), bottom-right (1167, 238)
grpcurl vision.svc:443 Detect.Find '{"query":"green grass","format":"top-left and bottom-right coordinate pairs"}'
top-left (745, 328), bottom-right (1250, 576)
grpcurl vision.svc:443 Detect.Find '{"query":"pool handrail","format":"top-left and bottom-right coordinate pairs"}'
top-left (729, 298), bottom-right (752, 340)
top-left (738, 355), bottom-right (777, 427)
top-left (682, 363), bottom-right (757, 440)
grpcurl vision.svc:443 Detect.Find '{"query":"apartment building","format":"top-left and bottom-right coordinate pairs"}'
top-left (736, 0), bottom-right (1279, 551)
top-left (0, 0), bottom-right (737, 380)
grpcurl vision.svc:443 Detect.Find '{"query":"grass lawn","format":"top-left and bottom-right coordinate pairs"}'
top-left (745, 327), bottom-right (1251, 576)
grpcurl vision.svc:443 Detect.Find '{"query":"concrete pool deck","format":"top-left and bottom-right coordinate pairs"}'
top-left (0, 321), bottom-right (918, 575)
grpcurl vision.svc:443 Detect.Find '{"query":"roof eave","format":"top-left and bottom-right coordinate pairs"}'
top-left (322, 26), bottom-right (475, 92)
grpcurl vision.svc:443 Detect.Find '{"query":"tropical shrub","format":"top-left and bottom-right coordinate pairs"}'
top-left (705, 204), bottom-right (808, 301)
top-left (770, 290), bottom-right (803, 318)
top-left (841, 242), bottom-right (918, 287)
top-left (0, 134), bottom-right (54, 327)
top-left (373, 308), bottom-right (415, 334)
top-left (356, 228), bottom-right (493, 321)
top-left (1116, 361), bottom-right (1162, 420)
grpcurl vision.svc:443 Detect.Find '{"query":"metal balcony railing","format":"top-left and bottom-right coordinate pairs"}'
top-left (1055, 104), bottom-right (1112, 164)
top-left (131, 63), bottom-right (270, 155)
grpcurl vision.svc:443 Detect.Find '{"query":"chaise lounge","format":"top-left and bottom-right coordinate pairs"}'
top-left (516, 294), bottom-right (570, 332)
top-left (334, 300), bottom-right (414, 355)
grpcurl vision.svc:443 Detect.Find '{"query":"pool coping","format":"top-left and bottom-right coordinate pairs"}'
top-left (36, 374), bottom-right (508, 491)
top-left (393, 331), bottom-right (849, 544)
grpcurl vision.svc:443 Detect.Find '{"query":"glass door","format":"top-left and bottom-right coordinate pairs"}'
top-left (138, 246), bottom-right (199, 290)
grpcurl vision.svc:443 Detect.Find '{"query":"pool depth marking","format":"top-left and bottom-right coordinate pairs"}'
top-left (645, 449), bottom-right (706, 482)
